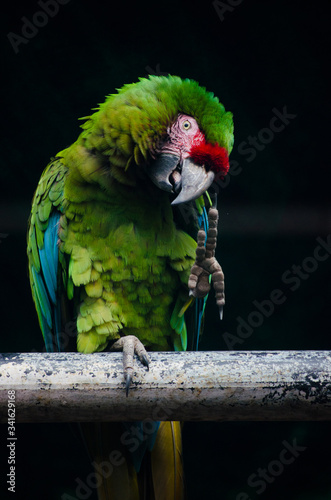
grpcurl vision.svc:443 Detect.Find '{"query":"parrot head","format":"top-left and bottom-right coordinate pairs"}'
top-left (148, 112), bottom-right (230, 205)
top-left (81, 75), bottom-right (234, 204)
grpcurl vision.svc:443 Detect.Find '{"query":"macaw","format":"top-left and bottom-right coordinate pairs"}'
top-left (27, 75), bottom-right (233, 499)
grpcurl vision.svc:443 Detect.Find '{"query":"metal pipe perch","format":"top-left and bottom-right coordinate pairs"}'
top-left (1, 351), bottom-right (331, 423)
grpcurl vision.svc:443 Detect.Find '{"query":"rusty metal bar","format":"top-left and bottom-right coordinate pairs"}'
top-left (1, 351), bottom-right (331, 423)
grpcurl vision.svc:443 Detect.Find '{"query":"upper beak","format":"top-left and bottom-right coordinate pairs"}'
top-left (171, 157), bottom-right (215, 205)
top-left (147, 154), bottom-right (215, 205)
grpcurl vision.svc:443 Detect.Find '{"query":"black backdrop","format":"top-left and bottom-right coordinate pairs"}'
top-left (1, 0), bottom-right (331, 498)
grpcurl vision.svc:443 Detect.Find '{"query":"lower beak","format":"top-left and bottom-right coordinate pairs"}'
top-left (147, 154), bottom-right (215, 205)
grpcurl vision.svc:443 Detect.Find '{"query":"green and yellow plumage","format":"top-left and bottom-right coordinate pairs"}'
top-left (27, 75), bottom-right (233, 499)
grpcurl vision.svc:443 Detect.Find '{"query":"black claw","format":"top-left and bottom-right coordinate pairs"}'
top-left (210, 192), bottom-right (218, 208)
top-left (141, 354), bottom-right (150, 370)
top-left (125, 373), bottom-right (132, 397)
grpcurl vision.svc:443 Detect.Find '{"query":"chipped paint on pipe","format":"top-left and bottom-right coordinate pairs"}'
top-left (1, 351), bottom-right (331, 422)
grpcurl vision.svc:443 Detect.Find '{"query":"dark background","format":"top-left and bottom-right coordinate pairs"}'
top-left (1, 0), bottom-right (331, 498)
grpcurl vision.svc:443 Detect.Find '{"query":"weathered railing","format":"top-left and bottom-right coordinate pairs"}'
top-left (1, 351), bottom-right (331, 423)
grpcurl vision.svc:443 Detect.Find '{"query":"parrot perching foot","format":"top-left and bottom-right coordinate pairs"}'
top-left (111, 335), bottom-right (150, 396)
top-left (188, 206), bottom-right (225, 319)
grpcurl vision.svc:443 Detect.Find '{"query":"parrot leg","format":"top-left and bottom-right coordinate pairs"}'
top-left (188, 206), bottom-right (225, 319)
top-left (111, 335), bottom-right (150, 396)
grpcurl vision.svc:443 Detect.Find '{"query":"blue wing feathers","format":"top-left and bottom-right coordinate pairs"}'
top-left (31, 266), bottom-right (52, 329)
top-left (32, 212), bottom-right (61, 352)
top-left (41, 213), bottom-right (59, 300)
top-left (39, 246), bottom-right (56, 304)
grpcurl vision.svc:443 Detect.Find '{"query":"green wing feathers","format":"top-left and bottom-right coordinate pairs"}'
top-left (27, 159), bottom-right (68, 350)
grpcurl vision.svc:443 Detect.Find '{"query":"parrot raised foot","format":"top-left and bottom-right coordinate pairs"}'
top-left (111, 335), bottom-right (150, 396)
top-left (188, 204), bottom-right (225, 319)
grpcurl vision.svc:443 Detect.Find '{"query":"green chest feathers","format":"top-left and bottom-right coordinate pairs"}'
top-left (60, 204), bottom-right (196, 353)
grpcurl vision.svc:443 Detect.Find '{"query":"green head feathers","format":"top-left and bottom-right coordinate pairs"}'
top-left (79, 75), bottom-right (234, 166)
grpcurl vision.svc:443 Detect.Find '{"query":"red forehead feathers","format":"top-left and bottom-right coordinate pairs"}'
top-left (189, 141), bottom-right (229, 176)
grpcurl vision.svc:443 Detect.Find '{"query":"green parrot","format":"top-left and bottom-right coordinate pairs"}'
top-left (27, 75), bottom-right (233, 499)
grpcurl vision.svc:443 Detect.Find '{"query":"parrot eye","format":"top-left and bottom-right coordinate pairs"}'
top-left (182, 120), bottom-right (191, 131)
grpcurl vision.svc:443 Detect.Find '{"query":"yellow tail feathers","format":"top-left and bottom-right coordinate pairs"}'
top-left (150, 421), bottom-right (184, 500)
top-left (80, 421), bottom-right (184, 500)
